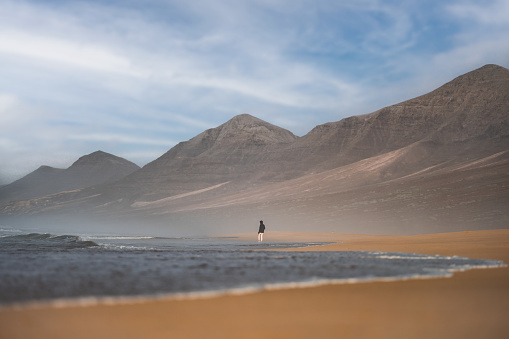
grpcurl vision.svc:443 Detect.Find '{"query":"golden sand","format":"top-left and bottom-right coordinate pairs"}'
top-left (1, 229), bottom-right (508, 339)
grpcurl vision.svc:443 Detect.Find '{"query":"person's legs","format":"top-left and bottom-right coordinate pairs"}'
top-left (258, 233), bottom-right (261, 242)
top-left (260, 233), bottom-right (263, 242)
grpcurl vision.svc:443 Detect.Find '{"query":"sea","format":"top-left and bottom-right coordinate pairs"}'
top-left (0, 225), bottom-right (505, 307)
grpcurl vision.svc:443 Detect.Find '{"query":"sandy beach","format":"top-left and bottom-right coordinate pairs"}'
top-left (1, 229), bottom-right (508, 339)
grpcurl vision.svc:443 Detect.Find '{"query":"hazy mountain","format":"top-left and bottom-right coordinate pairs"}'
top-left (107, 114), bottom-right (299, 202)
top-left (129, 64), bottom-right (509, 203)
top-left (0, 151), bottom-right (140, 202)
top-left (1, 65), bottom-right (508, 235)
top-left (0, 166), bottom-right (65, 202)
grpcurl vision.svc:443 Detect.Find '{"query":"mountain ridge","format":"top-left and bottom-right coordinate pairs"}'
top-left (286, 64), bottom-right (509, 171)
top-left (0, 151), bottom-right (140, 202)
top-left (1, 64), bottom-right (508, 235)
top-left (105, 113), bottom-right (299, 201)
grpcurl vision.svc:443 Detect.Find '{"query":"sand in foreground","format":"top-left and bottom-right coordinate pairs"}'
top-left (1, 229), bottom-right (508, 339)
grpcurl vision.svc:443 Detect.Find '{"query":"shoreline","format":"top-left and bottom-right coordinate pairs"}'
top-left (4, 261), bottom-right (501, 312)
top-left (1, 229), bottom-right (508, 339)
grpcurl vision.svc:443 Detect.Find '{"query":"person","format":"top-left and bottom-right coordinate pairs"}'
top-left (258, 220), bottom-right (266, 242)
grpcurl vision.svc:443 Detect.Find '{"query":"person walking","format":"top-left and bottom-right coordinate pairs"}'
top-left (258, 220), bottom-right (266, 242)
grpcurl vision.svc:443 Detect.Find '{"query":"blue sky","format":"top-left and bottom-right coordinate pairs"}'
top-left (1, 0), bottom-right (509, 184)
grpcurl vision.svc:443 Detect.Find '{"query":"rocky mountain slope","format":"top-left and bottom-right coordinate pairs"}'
top-left (1, 64), bottom-right (508, 235)
top-left (120, 114), bottom-right (298, 201)
top-left (0, 151), bottom-right (140, 202)
top-left (284, 64), bottom-right (509, 171)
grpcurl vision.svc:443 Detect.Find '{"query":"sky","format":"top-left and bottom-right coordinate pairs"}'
top-left (1, 0), bottom-right (509, 184)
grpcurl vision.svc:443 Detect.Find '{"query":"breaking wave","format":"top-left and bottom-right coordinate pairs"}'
top-left (0, 232), bottom-right (99, 250)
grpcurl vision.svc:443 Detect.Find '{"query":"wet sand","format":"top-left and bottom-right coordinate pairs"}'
top-left (1, 229), bottom-right (508, 339)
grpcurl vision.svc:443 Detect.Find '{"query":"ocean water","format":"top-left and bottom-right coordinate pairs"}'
top-left (0, 226), bottom-right (505, 307)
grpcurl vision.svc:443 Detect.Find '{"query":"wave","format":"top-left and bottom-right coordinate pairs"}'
top-left (85, 236), bottom-right (157, 240)
top-left (370, 252), bottom-right (467, 260)
top-left (0, 232), bottom-right (99, 250)
top-left (5, 259), bottom-right (506, 310)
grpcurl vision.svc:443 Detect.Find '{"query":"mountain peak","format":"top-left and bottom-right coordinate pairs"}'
top-left (131, 114), bottom-right (299, 193)
top-left (35, 165), bottom-right (61, 172)
top-left (0, 151), bottom-right (140, 202)
top-left (472, 64), bottom-right (509, 77)
top-left (219, 114), bottom-right (288, 135)
top-left (69, 151), bottom-right (139, 170)
top-left (233, 113), bottom-right (293, 135)
top-left (196, 114), bottom-right (297, 147)
top-left (453, 64), bottom-right (509, 82)
top-left (399, 63), bottom-right (509, 107)
top-left (223, 113), bottom-right (265, 127)
top-left (228, 113), bottom-right (259, 122)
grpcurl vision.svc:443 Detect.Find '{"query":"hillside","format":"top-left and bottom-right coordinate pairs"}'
top-left (0, 64), bottom-right (508, 235)
top-left (120, 114), bottom-right (299, 201)
top-left (283, 64), bottom-right (509, 172)
top-left (0, 151), bottom-right (140, 202)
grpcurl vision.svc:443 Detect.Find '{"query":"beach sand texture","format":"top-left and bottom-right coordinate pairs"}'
top-left (1, 229), bottom-right (508, 339)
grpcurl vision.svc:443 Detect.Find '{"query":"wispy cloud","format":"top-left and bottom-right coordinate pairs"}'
top-left (68, 133), bottom-right (177, 147)
top-left (0, 31), bottom-right (140, 76)
top-left (447, 0), bottom-right (509, 25)
top-left (0, 0), bottom-right (508, 184)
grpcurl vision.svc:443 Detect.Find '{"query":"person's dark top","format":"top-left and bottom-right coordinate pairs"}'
top-left (258, 221), bottom-right (265, 234)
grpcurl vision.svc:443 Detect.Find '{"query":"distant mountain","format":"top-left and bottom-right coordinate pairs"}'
top-left (0, 151), bottom-right (140, 202)
top-left (0, 166), bottom-right (65, 202)
top-left (1, 65), bottom-right (508, 235)
top-left (110, 114), bottom-right (298, 201)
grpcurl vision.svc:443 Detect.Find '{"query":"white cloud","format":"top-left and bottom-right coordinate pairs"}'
top-left (0, 0), bottom-right (508, 184)
top-left (0, 30), bottom-right (144, 77)
top-left (426, 0), bottom-right (509, 78)
top-left (447, 0), bottom-right (509, 25)
top-left (0, 1), bottom-right (360, 112)
top-left (433, 38), bottom-right (509, 71)
top-left (68, 133), bottom-right (177, 147)
top-left (0, 94), bottom-right (19, 125)
top-left (0, 93), bottom-right (58, 133)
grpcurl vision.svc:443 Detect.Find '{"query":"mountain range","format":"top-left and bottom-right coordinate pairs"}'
top-left (0, 151), bottom-right (139, 202)
top-left (1, 64), bottom-right (508, 235)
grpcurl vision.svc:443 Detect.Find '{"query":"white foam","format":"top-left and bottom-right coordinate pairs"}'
top-left (3, 260), bottom-right (505, 311)
top-left (373, 254), bottom-right (465, 260)
top-left (84, 236), bottom-right (156, 240)
top-left (0, 227), bottom-right (24, 235)
top-left (97, 243), bottom-right (157, 251)
top-left (0, 275), bottom-right (446, 311)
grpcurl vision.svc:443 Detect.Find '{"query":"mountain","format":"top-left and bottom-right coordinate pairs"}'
top-left (132, 63), bottom-right (509, 200)
top-left (1, 64), bottom-right (508, 235)
top-left (0, 151), bottom-right (140, 202)
top-left (106, 114), bottom-right (298, 202)
top-left (0, 166), bottom-right (65, 202)
top-left (284, 64), bottom-right (509, 172)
